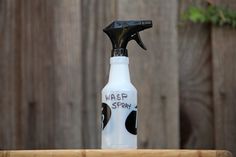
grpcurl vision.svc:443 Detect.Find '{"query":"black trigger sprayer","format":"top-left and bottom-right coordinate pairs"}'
top-left (101, 20), bottom-right (152, 149)
top-left (103, 20), bottom-right (153, 56)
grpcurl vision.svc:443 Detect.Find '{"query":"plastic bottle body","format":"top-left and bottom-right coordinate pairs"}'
top-left (101, 57), bottom-right (137, 149)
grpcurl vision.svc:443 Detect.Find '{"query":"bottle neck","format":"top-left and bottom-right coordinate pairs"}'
top-left (108, 57), bottom-right (131, 83)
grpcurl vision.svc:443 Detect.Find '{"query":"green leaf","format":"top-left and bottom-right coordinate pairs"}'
top-left (182, 5), bottom-right (236, 28)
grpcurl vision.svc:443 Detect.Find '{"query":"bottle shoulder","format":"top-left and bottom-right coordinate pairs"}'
top-left (102, 82), bottom-right (137, 93)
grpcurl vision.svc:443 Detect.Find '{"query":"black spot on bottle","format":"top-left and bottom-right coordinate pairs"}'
top-left (102, 103), bottom-right (111, 129)
top-left (125, 110), bottom-right (137, 135)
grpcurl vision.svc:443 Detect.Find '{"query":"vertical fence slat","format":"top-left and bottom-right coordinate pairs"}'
top-left (80, 0), bottom-right (116, 148)
top-left (178, 1), bottom-right (214, 148)
top-left (212, 27), bottom-right (236, 157)
top-left (212, 1), bottom-right (236, 154)
top-left (52, 0), bottom-right (83, 148)
top-left (212, 1), bottom-right (236, 156)
top-left (20, 0), bottom-right (56, 148)
top-left (0, 0), bottom-right (18, 149)
top-left (118, 0), bottom-right (179, 148)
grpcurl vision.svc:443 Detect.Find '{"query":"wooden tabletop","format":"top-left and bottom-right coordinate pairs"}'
top-left (0, 150), bottom-right (232, 157)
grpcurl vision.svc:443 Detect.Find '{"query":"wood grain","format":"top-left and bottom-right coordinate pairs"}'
top-left (50, 0), bottom-right (83, 148)
top-left (0, 150), bottom-right (232, 157)
top-left (212, 1), bottom-right (236, 156)
top-left (118, 0), bottom-right (179, 148)
top-left (212, 17), bottom-right (236, 157)
top-left (0, 0), bottom-right (19, 149)
top-left (178, 0), bottom-right (214, 148)
top-left (0, 0), bottom-right (117, 149)
top-left (0, 0), bottom-right (83, 149)
top-left (80, 0), bottom-right (116, 148)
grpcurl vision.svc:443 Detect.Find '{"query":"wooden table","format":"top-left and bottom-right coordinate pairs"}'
top-left (0, 150), bottom-right (232, 157)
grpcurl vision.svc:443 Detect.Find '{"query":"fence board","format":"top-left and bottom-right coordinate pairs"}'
top-left (118, 0), bottom-right (179, 148)
top-left (212, 1), bottom-right (236, 156)
top-left (178, 1), bottom-right (214, 148)
top-left (19, 0), bottom-right (57, 148)
top-left (212, 27), bottom-right (236, 156)
top-left (0, 0), bottom-right (19, 149)
top-left (80, 0), bottom-right (116, 148)
top-left (50, 0), bottom-right (83, 148)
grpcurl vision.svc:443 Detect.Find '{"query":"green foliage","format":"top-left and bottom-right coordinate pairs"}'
top-left (182, 5), bottom-right (236, 28)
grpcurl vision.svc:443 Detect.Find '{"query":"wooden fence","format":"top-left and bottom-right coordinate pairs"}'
top-left (0, 0), bottom-right (235, 155)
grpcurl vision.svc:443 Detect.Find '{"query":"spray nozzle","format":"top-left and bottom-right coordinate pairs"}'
top-left (103, 20), bottom-right (152, 57)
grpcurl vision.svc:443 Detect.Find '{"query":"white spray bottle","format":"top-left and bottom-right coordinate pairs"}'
top-left (101, 20), bottom-right (152, 149)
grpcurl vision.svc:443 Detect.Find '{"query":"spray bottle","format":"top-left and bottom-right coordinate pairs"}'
top-left (101, 20), bottom-right (152, 149)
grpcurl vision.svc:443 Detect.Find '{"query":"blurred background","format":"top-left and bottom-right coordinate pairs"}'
top-left (0, 0), bottom-right (236, 155)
